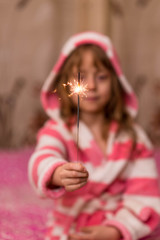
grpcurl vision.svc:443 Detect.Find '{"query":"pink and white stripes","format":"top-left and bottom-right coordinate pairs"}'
top-left (28, 120), bottom-right (160, 240)
top-left (28, 32), bottom-right (160, 240)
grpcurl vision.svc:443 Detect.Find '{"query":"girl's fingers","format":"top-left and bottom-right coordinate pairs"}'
top-left (69, 233), bottom-right (92, 240)
top-left (65, 162), bottom-right (87, 172)
top-left (80, 227), bottom-right (93, 233)
top-left (62, 177), bottom-right (88, 186)
top-left (61, 169), bottom-right (88, 178)
top-left (58, 163), bottom-right (89, 190)
top-left (65, 181), bottom-right (87, 192)
top-left (68, 236), bottom-right (82, 240)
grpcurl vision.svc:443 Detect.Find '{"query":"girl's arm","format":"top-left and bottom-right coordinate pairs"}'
top-left (28, 120), bottom-right (88, 198)
top-left (28, 120), bottom-right (67, 198)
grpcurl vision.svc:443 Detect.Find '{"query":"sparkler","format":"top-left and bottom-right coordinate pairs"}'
top-left (63, 72), bottom-right (88, 161)
top-left (77, 72), bottom-right (80, 162)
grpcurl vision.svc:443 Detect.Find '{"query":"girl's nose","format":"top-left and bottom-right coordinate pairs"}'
top-left (87, 74), bottom-right (96, 90)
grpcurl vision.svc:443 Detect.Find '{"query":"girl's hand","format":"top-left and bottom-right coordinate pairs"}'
top-left (69, 225), bottom-right (122, 240)
top-left (52, 162), bottom-right (89, 191)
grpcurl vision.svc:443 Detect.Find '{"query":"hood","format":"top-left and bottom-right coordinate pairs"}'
top-left (41, 31), bottom-right (138, 122)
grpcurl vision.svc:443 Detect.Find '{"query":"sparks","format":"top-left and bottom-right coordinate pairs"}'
top-left (64, 79), bottom-right (88, 97)
top-left (62, 72), bottom-right (88, 97)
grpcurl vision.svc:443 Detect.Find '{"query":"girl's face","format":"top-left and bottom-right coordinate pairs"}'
top-left (70, 50), bottom-right (112, 114)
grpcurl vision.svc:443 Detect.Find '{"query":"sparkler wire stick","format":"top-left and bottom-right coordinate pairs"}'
top-left (77, 72), bottom-right (80, 162)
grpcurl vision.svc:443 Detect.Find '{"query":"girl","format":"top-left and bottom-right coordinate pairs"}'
top-left (28, 32), bottom-right (160, 240)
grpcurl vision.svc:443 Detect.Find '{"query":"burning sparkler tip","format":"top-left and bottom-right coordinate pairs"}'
top-left (62, 72), bottom-right (88, 97)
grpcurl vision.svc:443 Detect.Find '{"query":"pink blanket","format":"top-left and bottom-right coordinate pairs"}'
top-left (0, 147), bottom-right (160, 240)
top-left (0, 148), bottom-right (52, 240)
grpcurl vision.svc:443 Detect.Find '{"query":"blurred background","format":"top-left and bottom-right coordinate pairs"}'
top-left (0, 0), bottom-right (160, 239)
top-left (1, 0), bottom-right (160, 150)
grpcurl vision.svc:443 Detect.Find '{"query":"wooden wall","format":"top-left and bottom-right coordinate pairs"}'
top-left (0, 0), bottom-right (160, 148)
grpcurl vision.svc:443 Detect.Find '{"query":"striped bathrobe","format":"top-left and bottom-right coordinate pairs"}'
top-left (28, 32), bottom-right (160, 240)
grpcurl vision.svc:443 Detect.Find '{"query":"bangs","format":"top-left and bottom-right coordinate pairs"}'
top-left (84, 45), bottom-right (114, 72)
top-left (60, 44), bottom-right (116, 79)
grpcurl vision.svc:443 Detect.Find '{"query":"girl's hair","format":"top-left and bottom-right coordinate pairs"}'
top-left (52, 44), bottom-right (136, 145)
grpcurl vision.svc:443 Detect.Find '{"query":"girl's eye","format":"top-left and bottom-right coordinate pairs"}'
top-left (96, 74), bottom-right (108, 81)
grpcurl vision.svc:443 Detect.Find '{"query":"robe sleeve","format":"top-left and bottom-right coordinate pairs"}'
top-left (28, 121), bottom-right (67, 199)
